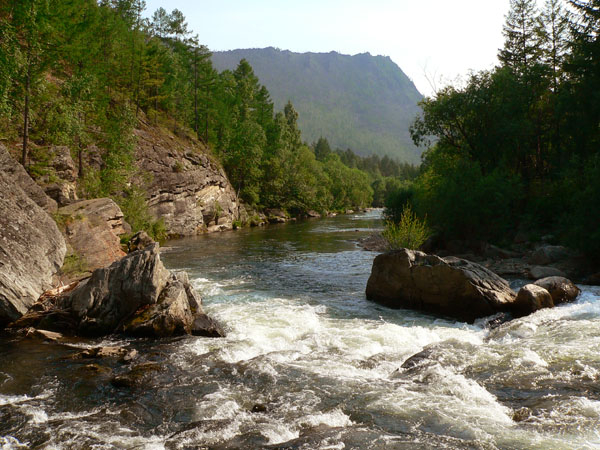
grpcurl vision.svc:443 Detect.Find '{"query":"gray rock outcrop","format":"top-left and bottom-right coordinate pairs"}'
top-left (66, 243), bottom-right (223, 338)
top-left (0, 144), bottom-right (58, 213)
top-left (365, 249), bottom-right (517, 322)
top-left (134, 120), bottom-right (239, 236)
top-left (0, 166), bottom-right (66, 326)
top-left (42, 146), bottom-right (78, 206)
top-left (69, 243), bottom-right (171, 335)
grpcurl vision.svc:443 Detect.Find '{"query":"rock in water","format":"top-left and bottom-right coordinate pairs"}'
top-left (0, 167), bottom-right (66, 326)
top-left (69, 243), bottom-right (171, 335)
top-left (67, 243), bottom-right (222, 338)
top-left (127, 230), bottom-right (155, 253)
top-left (512, 284), bottom-right (554, 318)
top-left (533, 276), bottom-right (580, 304)
top-left (123, 276), bottom-right (195, 337)
top-left (365, 249), bottom-right (517, 322)
top-left (528, 266), bottom-right (567, 280)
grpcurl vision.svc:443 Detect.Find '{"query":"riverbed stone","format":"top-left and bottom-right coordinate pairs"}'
top-left (365, 249), bottom-right (517, 322)
top-left (533, 276), bottom-right (580, 304)
top-left (512, 284), bottom-right (554, 318)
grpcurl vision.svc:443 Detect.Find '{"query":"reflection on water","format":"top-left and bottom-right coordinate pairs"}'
top-left (1, 211), bottom-right (600, 449)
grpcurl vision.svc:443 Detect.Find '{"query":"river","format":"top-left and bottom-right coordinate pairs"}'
top-left (1, 210), bottom-right (600, 449)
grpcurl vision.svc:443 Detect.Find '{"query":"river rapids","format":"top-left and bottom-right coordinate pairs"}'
top-left (1, 211), bottom-right (599, 449)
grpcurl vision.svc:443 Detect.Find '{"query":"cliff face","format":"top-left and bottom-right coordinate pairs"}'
top-left (0, 145), bottom-right (66, 326)
top-left (134, 120), bottom-right (240, 236)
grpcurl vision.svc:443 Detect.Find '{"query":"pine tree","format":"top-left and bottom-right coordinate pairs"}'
top-left (499, 0), bottom-right (543, 75)
top-left (9, 0), bottom-right (52, 166)
top-left (540, 0), bottom-right (571, 90)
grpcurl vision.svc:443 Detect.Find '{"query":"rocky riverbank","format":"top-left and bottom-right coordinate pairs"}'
top-left (0, 143), bottom-right (224, 342)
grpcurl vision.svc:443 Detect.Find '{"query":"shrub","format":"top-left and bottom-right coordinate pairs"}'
top-left (382, 204), bottom-right (430, 250)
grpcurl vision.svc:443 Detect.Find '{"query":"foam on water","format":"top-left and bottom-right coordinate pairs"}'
top-left (2, 212), bottom-right (599, 448)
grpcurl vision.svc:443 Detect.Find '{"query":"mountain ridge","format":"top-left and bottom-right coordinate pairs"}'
top-left (211, 47), bottom-right (423, 163)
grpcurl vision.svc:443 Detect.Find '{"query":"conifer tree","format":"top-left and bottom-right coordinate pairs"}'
top-left (499, 0), bottom-right (543, 75)
top-left (540, 0), bottom-right (571, 90)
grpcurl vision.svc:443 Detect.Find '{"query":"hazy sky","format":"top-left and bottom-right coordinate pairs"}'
top-left (143, 0), bottom-right (513, 96)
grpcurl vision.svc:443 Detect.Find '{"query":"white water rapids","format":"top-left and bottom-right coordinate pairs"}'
top-left (1, 211), bottom-right (600, 449)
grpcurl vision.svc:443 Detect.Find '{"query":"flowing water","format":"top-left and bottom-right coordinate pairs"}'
top-left (1, 211), bottom-right (600, 449)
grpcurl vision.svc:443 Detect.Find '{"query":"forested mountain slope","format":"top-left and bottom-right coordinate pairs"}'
top-left (212, 48), bottom-right (423, 163)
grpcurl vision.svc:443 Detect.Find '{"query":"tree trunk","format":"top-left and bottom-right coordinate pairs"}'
top-left (204, 84), bottom-right (209, 143)
top-left (22, 65), bottom-right (31, 167)
top-left (194, 48), bottom-right (199, 139)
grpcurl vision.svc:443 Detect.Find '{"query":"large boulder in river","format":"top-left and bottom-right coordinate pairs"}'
top-left (512, 284), bottom-right (554, 318)
top-left (134, 120), bottom-right (239, 235)
top-left (365, 249), bottom-right (517, 322)
top-left (67, 243), bottom-right (223, 338)
top-left (533, 276), bottom-right (580, 305)
top-left (0, 166), bottom-right (66, 326)
top-left (69, 243), bottom-right (171, 335)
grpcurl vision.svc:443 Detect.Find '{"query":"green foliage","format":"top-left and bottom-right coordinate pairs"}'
top-left (397, 0), bottom-right (600, 257)
top-left (211, 48), bottom-right (423, 163)
top-left (118, 188), bottom-right (167, 241)
top-left (60, 252), bottom-right (89, 277)
top-left (382, 205), bottom-right (430, 250)
top-left (0, 0), bottom-right (411, 232)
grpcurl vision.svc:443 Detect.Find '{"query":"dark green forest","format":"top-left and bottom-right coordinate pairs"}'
top-left (212, 48), bottom-right (423, 163)
top-left (388, 0), bottom-right (600, 258)
top-left (0, 0), bottom-right (415, 223)
top-left (2, 0), bottom-right (598, 257)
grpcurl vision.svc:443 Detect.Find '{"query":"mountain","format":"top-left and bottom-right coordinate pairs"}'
top-left (211, 48), bottom-right (423, 164)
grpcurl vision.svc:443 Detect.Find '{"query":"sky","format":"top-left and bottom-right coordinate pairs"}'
top-left (143, 0), bottom-right (513, 96)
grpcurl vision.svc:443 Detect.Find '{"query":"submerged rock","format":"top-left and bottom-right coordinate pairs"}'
top-left (110, 362), bottom-right (162, 388)
top-left (366, 249), bottom-right (517, 323)
top-left (71, 346), bottom-right (138, 363)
